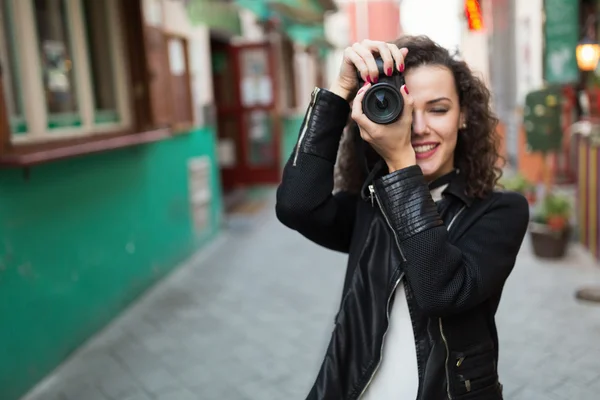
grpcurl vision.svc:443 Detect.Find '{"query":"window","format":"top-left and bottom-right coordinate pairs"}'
top-left (82, 0), bottom-right (120, 125)
top-left (0, 0), bottom-right (26, 134)
top-left (0, 0), bottom-right (130, 143)
top-left (34, 0), bottom-right (80, 128)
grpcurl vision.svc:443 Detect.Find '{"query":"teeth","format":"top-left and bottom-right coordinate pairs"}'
top-left (413, 144), bottom-right (437, 153)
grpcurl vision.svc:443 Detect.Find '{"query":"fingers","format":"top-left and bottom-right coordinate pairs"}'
top-left (352, 42), bottom-right (379, 83)
top-left (352, 83), bottom-right (374, 142)
top-left (346, 40), bottom-right (410, 83)
top-left (399, 84), bottom-right (414, 126)
top-left (351, 82), bottom-right (374, 132)
top-left (351, 83), bottom-right (369, 120)
top-left (366, 40), bottom-right (394, 77)
top-left (343, 46), bottom-right (369, 83)
top-left (387, 43), bottom-right (407, 73)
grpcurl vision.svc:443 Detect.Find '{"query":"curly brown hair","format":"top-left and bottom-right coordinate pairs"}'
top-left (334, 35), bottom-right (504, 198)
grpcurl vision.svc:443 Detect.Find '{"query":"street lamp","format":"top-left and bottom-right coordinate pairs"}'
top-left (576, 37), bottom-right (600, 71)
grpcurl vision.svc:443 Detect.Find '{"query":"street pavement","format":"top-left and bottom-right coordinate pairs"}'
top-left (23, 192), bottom-right (600, 400)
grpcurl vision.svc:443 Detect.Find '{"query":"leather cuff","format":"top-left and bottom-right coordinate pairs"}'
top-left (374, 165), bottom-right (443, 241)
top-left (295, 88), bottom-right (351, 163)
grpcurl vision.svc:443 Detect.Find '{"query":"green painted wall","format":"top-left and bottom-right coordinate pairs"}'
top-left (282, 114), bottom-right (304, 166)
top-left (0, 126), bottom-right (222, 400)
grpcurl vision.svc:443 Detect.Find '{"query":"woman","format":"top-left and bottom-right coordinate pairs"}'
top-left (276, 35), bottom-right (529, 400)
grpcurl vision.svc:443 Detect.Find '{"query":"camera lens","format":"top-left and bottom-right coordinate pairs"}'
top-left (362, 84), bottom-right (404, 125)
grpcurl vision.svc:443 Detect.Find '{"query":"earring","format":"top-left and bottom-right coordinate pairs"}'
top-left (460, 122), bottom-right (467, 130)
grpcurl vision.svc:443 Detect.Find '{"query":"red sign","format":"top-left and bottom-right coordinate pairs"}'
top-left (465, 0), bottom-right (484, 31)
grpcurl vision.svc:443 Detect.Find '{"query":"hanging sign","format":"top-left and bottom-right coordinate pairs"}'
top-left (465, 0), bottom-right (484, 31)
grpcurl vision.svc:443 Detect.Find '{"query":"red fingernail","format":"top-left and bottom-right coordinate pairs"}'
top-left (363, 82), bottom-right (369, 87)
top-left (399, 64), bottom-right (405, 73)
top-left (373, 76), bottom-right (379, 83)
top-left (366, 76), bottom-right (372, 83)
top-left (404, 85), bottom-right (409, 95)
top-left (386, 68), bottom-right (392, 76)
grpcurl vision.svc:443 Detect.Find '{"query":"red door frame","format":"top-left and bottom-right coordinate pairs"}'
top-left (215, 41), bottom-right (281, 190)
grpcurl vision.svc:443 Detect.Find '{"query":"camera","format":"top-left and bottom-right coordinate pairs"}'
top-left (356, 57), bottom-right (405, 125)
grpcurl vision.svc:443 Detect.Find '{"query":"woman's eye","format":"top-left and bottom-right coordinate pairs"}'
top-left (431, 109), bottom-right (448, 114)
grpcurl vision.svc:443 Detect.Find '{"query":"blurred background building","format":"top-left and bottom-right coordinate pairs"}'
top-left (2, 0), bottom-right (600, 399)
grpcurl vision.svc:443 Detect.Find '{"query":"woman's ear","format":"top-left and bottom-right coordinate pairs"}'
top-left (459, 110), bottom-right (467, 130)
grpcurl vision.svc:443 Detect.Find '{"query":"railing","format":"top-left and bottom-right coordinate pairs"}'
top-left (572, 119), bottom-right (600, 261)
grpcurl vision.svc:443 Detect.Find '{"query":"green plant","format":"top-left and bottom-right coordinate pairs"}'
top-left (532, 191), bottom-right (572, 231)
top-left (500, 173), bottom-right (537, 203)
top-left (500, 173), bottom-right (535, 194)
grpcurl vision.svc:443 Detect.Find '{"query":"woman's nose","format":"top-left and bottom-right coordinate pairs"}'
top-left (411, 114), bottom-right (427, 135)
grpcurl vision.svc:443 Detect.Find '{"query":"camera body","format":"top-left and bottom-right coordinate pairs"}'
top-left (356, 57), bottom-right (405, 124)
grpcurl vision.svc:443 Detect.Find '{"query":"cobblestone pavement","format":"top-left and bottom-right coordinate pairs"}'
top-left (23, 193), bottom-right (600, 400)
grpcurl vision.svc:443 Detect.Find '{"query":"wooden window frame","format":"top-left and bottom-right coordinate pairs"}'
top-left (0, 0), bottom-right (174, 167)
top-left (280, 35), bottom-right (298, 112)
top-left (165, 33), bottom-right (195, 133)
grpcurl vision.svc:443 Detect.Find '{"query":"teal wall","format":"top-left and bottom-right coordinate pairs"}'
top-left (282, 114), bottom-right (304, 165)
top-left (0, 126), bottom-right (222, 400)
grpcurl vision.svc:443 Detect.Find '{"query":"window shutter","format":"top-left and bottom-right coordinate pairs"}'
top-left (167, 35), bottom-right (194, 131)
top-left (120, 0), bottom-right (172, 131)
top-left (143, 25), bottom-right (173, 128)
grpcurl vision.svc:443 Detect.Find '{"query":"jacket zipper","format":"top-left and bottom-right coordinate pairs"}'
top-left (357, 185), bottom-right (407, 399)
top-left (293, 87), bottom-right (321, 166)
top-left (439, 318), bottom-right (453, 399)
top-left (439, 206), bottom-right (465, 400)
top-left (367, 185), bottom-right (466, 400)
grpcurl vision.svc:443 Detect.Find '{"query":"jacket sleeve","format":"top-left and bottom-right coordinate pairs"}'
top-left (372, 165), bottom-right (530, 317)
top-left (275, 87), bottom-right (357, 253)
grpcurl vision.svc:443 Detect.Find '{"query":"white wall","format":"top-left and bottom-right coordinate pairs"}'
top-left (460, 28), bottom-right (490, 87)
top-left (400, 0), bottom-right (492, 88)
top-left (400, 0), bottom-right (463, 54)
top-left (324, 6), bottom-right (351, 90)
top-left (514, 0), bottom-right (544, 106)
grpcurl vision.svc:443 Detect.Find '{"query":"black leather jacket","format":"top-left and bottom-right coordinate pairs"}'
top-left (275, 88), bottom-right (530, 400)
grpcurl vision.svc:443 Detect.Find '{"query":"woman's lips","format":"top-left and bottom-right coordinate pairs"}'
top-left (413, 143), bottom-right (440, 160)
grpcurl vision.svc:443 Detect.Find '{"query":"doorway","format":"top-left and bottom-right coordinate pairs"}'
top-left (209, 34), bottom-right (281, 194)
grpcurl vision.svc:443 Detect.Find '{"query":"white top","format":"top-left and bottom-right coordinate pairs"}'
top-left (361, 184), bottom-right (447, 400)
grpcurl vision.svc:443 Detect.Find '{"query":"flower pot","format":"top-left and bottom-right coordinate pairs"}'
top-left (528, 222), bottom-right (571, 259)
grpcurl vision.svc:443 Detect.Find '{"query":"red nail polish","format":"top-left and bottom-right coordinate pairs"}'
top-left (399, 64), bottom-right (405, 73)
top-left (366, 76), bottom-right (372, 83)
top-left (373, 76), bottom-right (379, 83)
top-left (387, 68), bottom-right (392, 76)
top-left (404, 85), bottom-right (409, 95)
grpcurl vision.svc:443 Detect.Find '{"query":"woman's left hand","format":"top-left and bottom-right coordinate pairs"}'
top-left (352, 82), bottom-right (416, 172)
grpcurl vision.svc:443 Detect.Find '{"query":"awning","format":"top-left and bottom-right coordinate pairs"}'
top-left (235, 0), bottom-right (334, 49)
top-left (284, 23), bottom-right (333, 52)
top-left (185, 0), bottom-right (242, 35)
top-left (235, 0), bottom-right (334, 24)
top-left (267, 0), bottom-right (324, 24)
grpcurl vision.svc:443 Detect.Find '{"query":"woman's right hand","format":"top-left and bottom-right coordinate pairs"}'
top-left (329, 40), bottom-right (408, 101)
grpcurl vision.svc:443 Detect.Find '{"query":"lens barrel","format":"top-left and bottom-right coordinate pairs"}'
top-left (362, 82), bottom-right (404, 125)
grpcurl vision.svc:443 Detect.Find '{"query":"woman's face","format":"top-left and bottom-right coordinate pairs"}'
top-left (404, 65), bottom-right (464, 182)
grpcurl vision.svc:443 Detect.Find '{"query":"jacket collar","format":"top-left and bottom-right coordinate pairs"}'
top-left (428, 169), bottom-right (474, 207)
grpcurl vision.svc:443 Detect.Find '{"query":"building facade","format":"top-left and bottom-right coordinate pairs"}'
top-left (0, 0), bottom-right (334, 399)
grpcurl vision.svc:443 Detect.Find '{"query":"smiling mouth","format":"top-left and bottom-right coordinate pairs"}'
top-left (413, 143), bottom-right (439, 154)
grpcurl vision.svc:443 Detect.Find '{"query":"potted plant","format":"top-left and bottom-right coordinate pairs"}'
top-left (529, 191), bottom-right (572, 259)
top-left (501, 173), bottom-right (537, 204)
